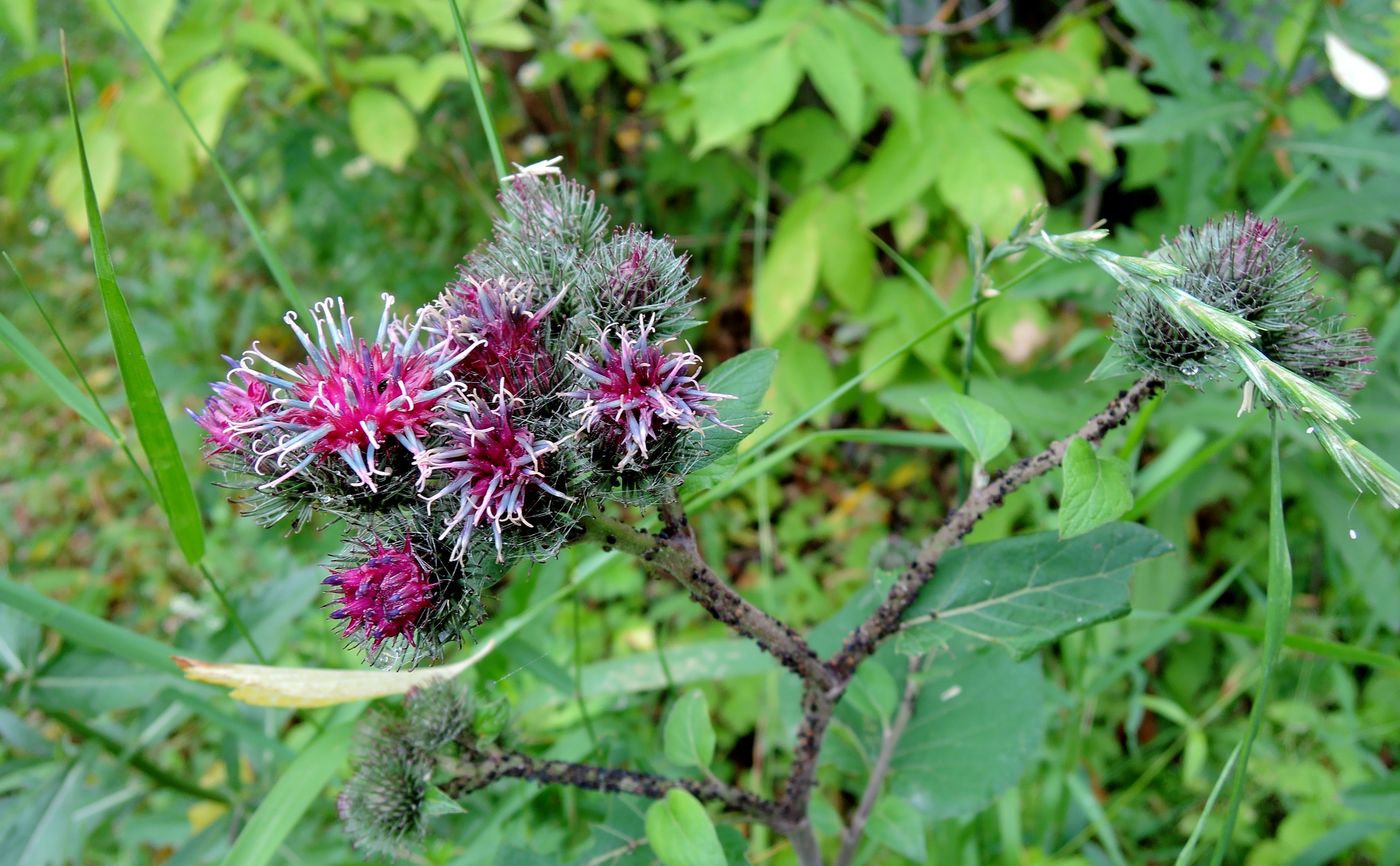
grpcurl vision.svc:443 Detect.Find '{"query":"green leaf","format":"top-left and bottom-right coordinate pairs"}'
top-left (898, 524), bottom-right (1173, 658)
top-left (233, 19), bottom-right (325, 83)
top-left (935, 106), bottom-right (1044, 240)
top-left (116, 84), bottom-right (193, 194)
top-left (829, 5), bottom-right (920, 128)
top-left (868, 795), bottom-right (927, 862)
top-left (753, 189), bottom-right (822, 343)
top-left (1114, 0), bottom-right (1213, 95)
top-left (816, 191), bottom-right (875, 310)
top-left (843, 661), bottom-right (899, 722)
top-left (178, 58), bottom-right (250, 155)
top-left (645, 789), bottom-right (726, 866)
top-left (349, 88), bottom-right (420, 172)
top-left (0, 301), bottom-right (118, 439)
top-left (664, 690), bottom-right (716, 769)
top-left (921, 390), bottom-right (1011, 465)
top-left (1060, 438), bottom-right (1135, 539)
top-left (223, 721), bottom-right (357, 866)
top-left (690, 348), bottom-right (777, 471)
top-left (63, 51), bottom-right (206, 565)
top-left (0, 575), bottom-right (181, 673)
top-left (45, 126), bottom-right (121, 239)
top-left (683, 38), bottom-right (802, 153)
top-left (795, 21), bottom-right (864, 137)
top-left (1209, 415), bottom-right (1294, 866)
top-left (423, 786), bottom-right (469, 816)
top-left (107, 0), bottom-right (306, 312)
top-left (97, 0), bottom-right (176, 53)
top-left (891, 646), bottom-right (1044, 820)
top-left (0, 0), bottom-right (36, 50)
top-left (854, 97), bottom-right (940, 227)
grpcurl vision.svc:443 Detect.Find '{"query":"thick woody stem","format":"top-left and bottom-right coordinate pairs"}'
top-left (449, 745), bottom-right (791, 829)
top-left (580, 502), bottom-right (838, 692)
top-left (782, 375), bottom-right (1164, 823)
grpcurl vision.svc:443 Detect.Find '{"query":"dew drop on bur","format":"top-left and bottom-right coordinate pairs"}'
top-left (1349, 529), bottom-right (1358, 540)
top-left (1180, 361), bottom-right (1200, 377)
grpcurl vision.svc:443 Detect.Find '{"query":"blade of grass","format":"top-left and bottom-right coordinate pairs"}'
top-left (1183, 616), bottom-right (1399, 672)
top-left (61, 38), bottom-right (266, 664)
top-left (1208, 412), bottom-right (1293, 866)
top-left (46, 709), bottom-right (232, 805)
top-left (103, 1), bottom-right (306, 312)
top-left (1174, 744), bottom-right (1241, 866)
top-left (63, 37), bottom-right (204, 566)
top-left (743, 297), bottom-right (989, 459)
top-left (685, 429), bottom-right (958, 512)
top-left (447, 0), bottom-right (507, 182)
top-left (0, 574), bottom-right (182, 673)
top-left (223, 718), bottom-right (358, 866)
top-left (4, 252), bottom-right (164, 505)
top-left (0, 287), bottom-right (118, 440)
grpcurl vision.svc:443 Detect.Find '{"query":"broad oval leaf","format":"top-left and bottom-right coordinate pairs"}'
top-left (1060, 438), bottom-right (1135, 538)
top-left (922, 390), bottom-right (1012, 465)
top-left (663, 689), bottom-right (716, 769)
top-left (645, 789), bottom-right (726, 866)
top-left (898, 523), bottom-right (1173, 658)
top-left (753, 189), bottom-right (822, 344)
top-left (349, 88), bottom-right (419, 172)
top-left (868, 795), bottom-right (928, 862)
top-left (689, 347), bottom-right (777, 471)
top-left (892, 645), bottom-right (1044, 820)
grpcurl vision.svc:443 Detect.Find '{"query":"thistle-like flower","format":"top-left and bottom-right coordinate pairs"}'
top-left (189, 362), bottom-right (269, 457)
top-left (230, 295), bottom-right (467, 491)
top-left (564, 321), bottom-right (734, 469)
top-left (417, 393), bottom-right (572, 561)
top-left (429, 275), bottom-right (565, 396)
top-left (404, 678), bottom-right (474, 754)
top-left (324, 535), bottom-right (435, 652)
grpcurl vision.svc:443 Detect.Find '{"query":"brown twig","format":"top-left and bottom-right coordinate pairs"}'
top-left (781, 375), bottom-right (1165, 823)
top-left (581, 501), bottom-right (837, 692)
top-left (450, 745), bottom-right (790, 829)
top-left (893, 0), bottom-right (1009, 35)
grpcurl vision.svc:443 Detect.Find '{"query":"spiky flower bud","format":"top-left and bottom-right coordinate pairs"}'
top-left (404, 678), bottom-right (474, 754)
top-left (339, 715), bottom-right (431, 859)
top-left (564, 320), bottom-right (735, 470)
top-left (428, 275), bottom-right (565, 396)
top-left (417, 393), bottom-right (573, 561)
top-left (581, 227), bottom-right (701, 335)
top-left (324, 535), bottom-right (434, 652)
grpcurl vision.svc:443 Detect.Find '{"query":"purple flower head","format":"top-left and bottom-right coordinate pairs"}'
top-left (431, 275), bottom-right (565, 396)
top-left (230, 295), bottom-right (469, 492)
top-left (324, 535), bottom-right (434, 650)
top-left (417, 392), bottom-right (572, 561)
top-left (189, 361), bottom-right (269, 457)
top-left (564, 319), bottom-right (735, 469)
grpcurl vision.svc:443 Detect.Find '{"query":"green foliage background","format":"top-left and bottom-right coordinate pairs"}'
top-left (1, 1), bottom-right (1398, 864)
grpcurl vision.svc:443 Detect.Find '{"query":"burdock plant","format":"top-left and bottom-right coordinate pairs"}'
top-left (193, 166), bottom-right (1397, 865)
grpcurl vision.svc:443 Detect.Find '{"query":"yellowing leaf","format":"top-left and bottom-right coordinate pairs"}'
top-left (1324, 32), bottom-right (1391, 101)
top-left (175, 637), bottom-right (499, 707)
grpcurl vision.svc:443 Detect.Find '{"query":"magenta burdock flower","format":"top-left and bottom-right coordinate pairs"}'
top-left (564, 320), bottom-right (734, 469)
top-left (417, 393), bottom-right (572, 561)
top-left (430, 275), bottom-right (565, 396)
top-left (189, 362), bottom-right (269, 457)
top-left (232, 295), bottom-right (469, 491)
top-left (324, 535), bottom-right (435, 651)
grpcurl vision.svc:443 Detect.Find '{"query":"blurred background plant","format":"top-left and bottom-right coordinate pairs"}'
top-left (1, 1), bottom-right (1398, 864)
